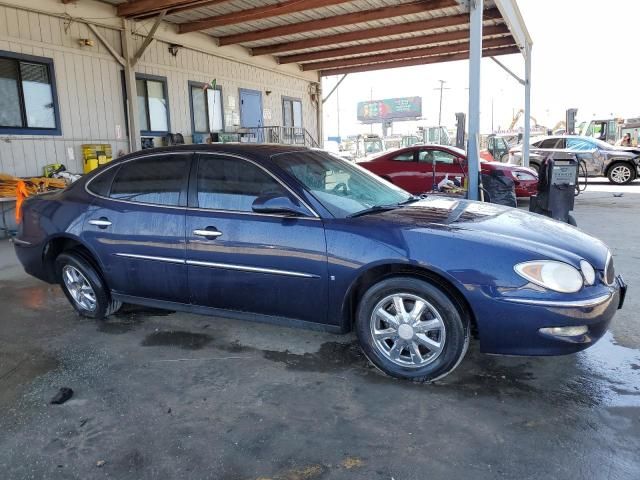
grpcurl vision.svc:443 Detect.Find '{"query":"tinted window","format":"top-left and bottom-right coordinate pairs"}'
top-left (418, 149), bottom-right (456, 164)
top-left (391, 152), bottom-right (414, 162)
top-left (197, 156), bottom-right (289, 212)
top-left (538, 138), bottom-right (565, 149)
top-left (110, 155), bottom-right (189, 206)
top-left (87, 166), bottom-right (118, 196)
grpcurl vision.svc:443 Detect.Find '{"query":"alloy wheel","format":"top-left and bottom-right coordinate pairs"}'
top-left (370, 293), bottom-right (446, 368)
top-left (62, 265), bottom-right (97, 312)
top-left (610, 165), bottom-right (632, 184)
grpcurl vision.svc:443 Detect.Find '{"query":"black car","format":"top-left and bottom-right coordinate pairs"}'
top-left (509, 135), bottom-right (640, 184)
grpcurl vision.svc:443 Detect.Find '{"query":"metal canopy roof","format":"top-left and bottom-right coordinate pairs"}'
top-left (107, 0), bottom-right (529, 77)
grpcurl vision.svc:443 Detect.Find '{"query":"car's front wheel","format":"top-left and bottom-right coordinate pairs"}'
top-left (607, 162), bottom-right (636, 185)
top-left (355, 277), bottom-right (470, 382)
top-left (56, 251), bottom-right (121, 319)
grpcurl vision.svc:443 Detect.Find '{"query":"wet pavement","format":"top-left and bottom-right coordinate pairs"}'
top-left (0, 185), bottom-right (639, 479)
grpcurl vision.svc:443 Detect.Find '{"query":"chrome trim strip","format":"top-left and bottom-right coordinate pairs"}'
top-left (114, 253), bottom-right (186, 264)
top-left (502, 292), bottom-right (612, 308)
top-left (84, 150), bottom-right (321, 219)
top-left (11, 238), bottom-right (32, 246)
top-left (186, 259), bottom-right (319, 279)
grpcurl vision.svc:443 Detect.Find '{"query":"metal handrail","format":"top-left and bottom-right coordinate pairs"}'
top-left (241, 126), bottom-right (319, 148)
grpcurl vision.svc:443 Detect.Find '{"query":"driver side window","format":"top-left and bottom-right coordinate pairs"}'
top-left (196, 156), bottom-right (289, 212)
top-left (419, 149), bottom-right (456, 164)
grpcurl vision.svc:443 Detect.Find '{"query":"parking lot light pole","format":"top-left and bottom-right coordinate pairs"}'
top-left (467, 0), bottom-right (483, 201)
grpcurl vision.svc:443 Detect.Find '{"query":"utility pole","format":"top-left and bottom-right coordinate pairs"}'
top-left (434, 80), bottom-right (451, 126)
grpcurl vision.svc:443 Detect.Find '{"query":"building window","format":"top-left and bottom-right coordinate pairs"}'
top-left (189, 82), bottom-right (223, 134)
top-left (0, 51), bottom-right (61, 135)
top-left (282, 97), bottom-right (302, 128)
top-left (136, 74), bottom-right (170, 135)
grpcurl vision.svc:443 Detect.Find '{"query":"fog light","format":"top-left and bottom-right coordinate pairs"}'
top-left (539, 326), bottom-right (588, 337)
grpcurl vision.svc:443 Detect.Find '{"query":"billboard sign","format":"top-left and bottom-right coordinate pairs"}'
top-left (357, 96), bottom-right (422, 123)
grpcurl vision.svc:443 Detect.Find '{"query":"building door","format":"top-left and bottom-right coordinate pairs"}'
top-left (240, 89), bottom-right (263, 142)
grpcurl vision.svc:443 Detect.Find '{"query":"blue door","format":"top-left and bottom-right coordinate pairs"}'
top-left (83, 153), bottom-right (191, 303)
top-left (240, 88), bottom-right (263, 141)
top-left (185, 153), bottom-right (328, 324)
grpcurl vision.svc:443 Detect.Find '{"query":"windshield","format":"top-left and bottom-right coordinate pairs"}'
top-left (271, 150), bottom-right (412, 217)
top-left (364, 139), bottom-right (384, 154)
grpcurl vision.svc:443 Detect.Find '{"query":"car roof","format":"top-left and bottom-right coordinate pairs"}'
top-left (119, 143), bottom-right (314, 162)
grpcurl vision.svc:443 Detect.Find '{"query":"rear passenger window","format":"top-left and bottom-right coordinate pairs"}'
top-left (391, 152), bottom-right (414, 161)
top-left (109, 155), bottom-right (190, 206)
top-left (196, 156), bottom-right (289, 212)
top-left (87, 167), bottom-right (117, 197)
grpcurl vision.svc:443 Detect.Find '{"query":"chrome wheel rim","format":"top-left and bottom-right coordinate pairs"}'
top-left (370, 293), bottom-right (446, 368)
top-left (62, 265), bottom-right (97, 312)
top-left (611, 165), bottom-right (631, 183)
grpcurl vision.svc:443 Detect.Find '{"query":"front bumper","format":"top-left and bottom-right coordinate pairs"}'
top-left (471, 276), bottom-right (625, 355)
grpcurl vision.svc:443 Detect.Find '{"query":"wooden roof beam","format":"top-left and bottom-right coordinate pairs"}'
top-left (303, 36), bottom-right (516, 71)
top-left (178, 0), bottom-right (353, 34)
top-left (214, 0), bottom-right (458, 45)
top-left (251, 8), bottom-right (501, 56)
top-left (319, 45), bottom-right (521, 76)
top-left (118, 0), bottom-right (229, 19)
top-left (279, 24), bottom-right (510, 64)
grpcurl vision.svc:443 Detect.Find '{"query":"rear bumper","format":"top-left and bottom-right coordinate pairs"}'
top-left (13, 240), bottom-right (51, 283)
top-left (472, 277), bottom-right (624, 355)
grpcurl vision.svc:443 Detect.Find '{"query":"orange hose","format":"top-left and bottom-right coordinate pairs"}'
top-left (15, 180), bottom-right (29, 224)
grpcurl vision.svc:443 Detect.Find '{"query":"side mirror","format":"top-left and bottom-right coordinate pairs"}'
top-left (252, 194), bottom-right (310, 217)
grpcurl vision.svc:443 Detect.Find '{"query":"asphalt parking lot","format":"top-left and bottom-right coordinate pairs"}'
top-left (1, 179), bottom-right (639, 480)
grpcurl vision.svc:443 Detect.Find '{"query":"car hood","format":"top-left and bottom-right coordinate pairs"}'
top-left (365, 196), bottom-right (609, 268)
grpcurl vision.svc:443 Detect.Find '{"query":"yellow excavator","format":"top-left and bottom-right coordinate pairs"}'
top-left (509, 109), bottom-right (540, 130)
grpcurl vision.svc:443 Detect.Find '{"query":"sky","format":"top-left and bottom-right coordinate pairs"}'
top-left (321, 0), bottom-right (640, 139)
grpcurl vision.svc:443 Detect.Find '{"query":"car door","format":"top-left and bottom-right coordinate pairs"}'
top-left (83, 153), bottom-right (191, 303)
top-left (416, 147), bottom-right (464, 191)
top-left (567, 138), bottom-right (601, 175)
top-left (185, 153), bottom-right (328, 324)
top-left (379, 150), bottom-right (420, 193)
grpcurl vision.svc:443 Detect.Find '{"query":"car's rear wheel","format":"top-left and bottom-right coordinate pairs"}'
top-left (56, 251), bottom-right (121, 319)
top-left (529, 162), bottom-right (540, 175)
top-left (607, 162), bottom-right (636, 185)
top-left (355, 277), bottom-right (470, 382)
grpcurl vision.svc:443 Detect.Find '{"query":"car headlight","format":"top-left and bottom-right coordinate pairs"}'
top-left (512, 171), bottom-right (537, 181)
top-left (580, 260), bottom-right (596, 285)
top-left (514, 261), bottom-right (584, 293)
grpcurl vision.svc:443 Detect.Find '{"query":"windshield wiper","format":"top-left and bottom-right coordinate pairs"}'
top-left (348, 204), bottom-right (400, 218)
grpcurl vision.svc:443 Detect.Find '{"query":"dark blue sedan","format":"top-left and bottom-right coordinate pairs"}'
top-left (14, 145), bottom-right (626, 381)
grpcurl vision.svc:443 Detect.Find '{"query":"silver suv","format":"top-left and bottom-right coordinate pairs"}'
top-left (509, 135), bottom-right (640, 184)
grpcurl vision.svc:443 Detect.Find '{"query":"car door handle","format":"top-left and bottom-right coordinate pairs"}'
top-left (89, 218), bottom-right (111, 228)
top-left (193, 228), bottom-right (222, 239)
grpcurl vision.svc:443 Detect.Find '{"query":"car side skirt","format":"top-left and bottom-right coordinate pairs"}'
top-left (111, 293), bottom-right (345, 334)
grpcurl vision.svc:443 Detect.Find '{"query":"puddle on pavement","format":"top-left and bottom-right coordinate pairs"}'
top-left (141, 331), bottom-right (212, 350)
top-left (262, 341), bottom-right (370, 373)
top-left (99, 306), bottom-right (175, 334)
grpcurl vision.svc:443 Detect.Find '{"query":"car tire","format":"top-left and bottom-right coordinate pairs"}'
top-left (529, 162), bottom-right (540, 174)
top-left (607, 162), bottom-right (636, 185)
top-left (55, 251), bottom-right (121, 319)
top-left (355, 276), bottom-right (470, 382)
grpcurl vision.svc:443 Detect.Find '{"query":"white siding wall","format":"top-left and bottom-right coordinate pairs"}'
top-left (132, 35), bottom-right (319, 147)
top-left (0, 6), bottom-right (128, 176)
top-left (0, 4), bottom-right (320, 177)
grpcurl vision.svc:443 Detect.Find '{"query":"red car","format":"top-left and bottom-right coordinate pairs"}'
top-left (359, 145), bottom-right (538, 197)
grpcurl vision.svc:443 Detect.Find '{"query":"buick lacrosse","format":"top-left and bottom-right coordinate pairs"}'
top-left (14, 145), bottom-right (626, 381)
